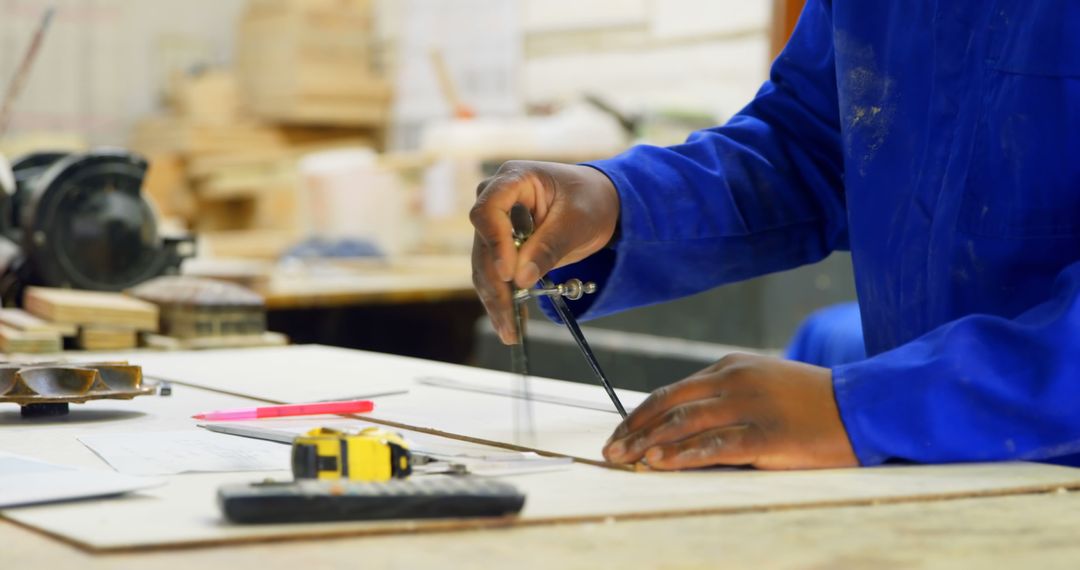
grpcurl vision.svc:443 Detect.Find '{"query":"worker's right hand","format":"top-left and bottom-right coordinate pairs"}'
top-left (471, 161), bottom-right (620, 344)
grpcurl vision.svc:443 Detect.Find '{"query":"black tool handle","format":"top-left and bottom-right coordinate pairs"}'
top-left (542, 277), bottom-right (628, 418)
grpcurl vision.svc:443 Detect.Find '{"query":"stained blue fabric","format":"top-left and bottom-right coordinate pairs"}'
top-left (543, 0), bottom-right (1080, 466)
top-left (786, 302), bottom-right (866, 368)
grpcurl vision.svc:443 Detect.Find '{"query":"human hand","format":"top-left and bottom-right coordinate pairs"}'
top-left (470, 161), bottom-right (619, 344)
top-left (603, 353), bottom-right (858, 470)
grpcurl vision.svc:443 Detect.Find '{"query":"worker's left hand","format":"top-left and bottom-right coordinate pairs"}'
top-left (603, 353), bottom-right (858, 470)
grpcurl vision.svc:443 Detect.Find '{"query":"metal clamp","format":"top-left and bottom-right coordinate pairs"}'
top-left (513, 278), bottom-right (597, 303)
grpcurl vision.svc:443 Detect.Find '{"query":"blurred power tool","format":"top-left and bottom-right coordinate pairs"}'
top-left (0, 150), bottom-right (193, 306)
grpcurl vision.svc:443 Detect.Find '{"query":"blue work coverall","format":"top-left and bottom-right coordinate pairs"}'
top-left (547, 1), bottom-right (1080, 466)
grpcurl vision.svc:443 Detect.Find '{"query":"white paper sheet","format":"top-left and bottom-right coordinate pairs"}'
top-left (79, 430), bottom-right (290, 476)
top-left (0, 452), bottom-right (161, 508)
top-left (95, 345), bottom-right (648, 462)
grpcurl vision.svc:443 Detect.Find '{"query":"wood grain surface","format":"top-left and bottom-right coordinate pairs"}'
top-left (3, 345), bottom-right (1079, 556)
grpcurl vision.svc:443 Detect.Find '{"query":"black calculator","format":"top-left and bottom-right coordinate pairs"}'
top-left (219, 477), bottom-right (526, 524)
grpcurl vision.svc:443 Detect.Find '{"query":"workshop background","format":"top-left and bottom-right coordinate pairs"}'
top-left (0, 0), bottom-right (854, 392)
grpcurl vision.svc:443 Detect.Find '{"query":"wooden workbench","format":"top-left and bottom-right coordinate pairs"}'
top-left (185, 255), bottom-right (476, 310)
top-left (6, 491), bottom-right (1080, 569)
top-left (258, 263), bottom-right (474, 311)
top-left (187, 256), bottom-right (483, 363)
top-left (3, 345), bottom-right (1080, 568)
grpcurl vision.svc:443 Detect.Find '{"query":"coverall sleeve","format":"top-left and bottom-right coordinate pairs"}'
top-left (543, 0), bottom-right (846, 322)
top-left (834, 260), bottom-right (1080, 466)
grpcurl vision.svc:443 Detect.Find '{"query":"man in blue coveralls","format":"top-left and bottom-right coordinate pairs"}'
top-left (470, 1), bottom-right (1080, 470)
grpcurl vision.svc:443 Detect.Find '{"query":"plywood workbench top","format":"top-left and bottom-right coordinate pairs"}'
top-left (6, 490), bottom-right (1080, 569)
top-left (3, 345), bottom-right (1080, 568)
top-left (185, 255), bottom-right (476, 309)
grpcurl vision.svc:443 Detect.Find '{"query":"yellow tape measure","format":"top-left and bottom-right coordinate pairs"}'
top-left (290, 427), bottom-right (412, 482)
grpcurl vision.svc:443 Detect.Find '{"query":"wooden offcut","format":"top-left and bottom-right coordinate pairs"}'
top-left (24, 287), bottom-right (159, 331)
top-left (132, 112), bottom-right (378, 244)
top-left (77, 327), bottom-right (139, 351)
top-left (131, 117), bottom-right (285, 158)
top-left (236, 0), bottom-right (391, 127)
top-left (141, 331), bottom-right (288, 351)
top-left (197, 230), bottom-right (299, 260)
top-left (0, 308), bottom-right (77, 336)
top-left (173, 68), bottom-right (242, 126)
top-left (128, 276), bottom-right (268, 339)
top-left (0, 324), bottom-right (61, 354)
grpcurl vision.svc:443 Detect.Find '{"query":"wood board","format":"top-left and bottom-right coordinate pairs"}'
top-left (24, 288), bottom-right (158, 331)
top-left (131, 117), bottom-right (285, 157)
top-left (236, 0), bottom-right (390, 127)
top-left (78, 327), bottom-right (138, 351)
top-left (6, 458), bottom-right (1080, 553)
top-left (107, 345), bottom-right (647, 463)
top-left (141, 331), bottom-right (289, 351)
top-left (9, 489), bottom-right (1080, 570)
top-left (0, 324), bottom-right (61, 354)
top-left (2, 350), bottom-right (1080, 553)
top-left (0, 309), bottom-right (77, 337)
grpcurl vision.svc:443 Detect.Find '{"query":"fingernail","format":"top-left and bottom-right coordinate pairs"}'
top-left (606, 440), bottom-right (626, 459)
top-left (645, 447), bottom-right (663, 463)
top-left (517, 262), bottom-right (540, 287)
top-left (494, 259), bottom-right (511, 282)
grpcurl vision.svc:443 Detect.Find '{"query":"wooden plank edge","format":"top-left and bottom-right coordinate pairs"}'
top-left (262, 287), bottom-right (477, 310)
top-left (8, 481), bottom-right (1080, 555)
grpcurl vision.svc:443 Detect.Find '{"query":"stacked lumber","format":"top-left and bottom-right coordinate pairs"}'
top-left (236, 0), bottom-right (391, 127)
top-left (132, 106), bottom-right (380, 160)
top-left (137, 127), bottom-right (378, 259)
top-left (131, 0), bottom-right (394, 260)
top-left (132, 101), bottom-right (297, 255)
top-left (0, 308), bottom-right (71, 354)
top-left (132, 116), bottom-right (286, 158)
top-left (0, 309), bottom-right (74, 355)
top-left (133, 71), bottom-right (382, 259)
top-left (78, 328), bottom-right (139, 351)
top-left (172, 68), bottom-right (243, 127)
top-left (196, 230), bottom-right (301, 261)
top-left (128, 276), bottom-right (287, 351)
top-left (0, 308), bottom-right (77, 337)
top-left (0, 326), bottom-right (62, 354)
top-left (22, 287), bottom-right (159, 351)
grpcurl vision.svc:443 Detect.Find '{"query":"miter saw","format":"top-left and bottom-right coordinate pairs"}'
top-left (0, 149), bottom-right (193, 306)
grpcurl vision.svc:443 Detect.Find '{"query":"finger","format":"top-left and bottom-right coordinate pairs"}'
top-left (512, 196), bottom-right (578, 288)
top-left (604, 397), bottom-right (743, 463)
top-left (472, 233), bottom-right (516, 344)
top-left (608, 377), bottom-right (727, 443)
top-left (475, 176), bottom-right (493, 198)
top-left (643, 424), bottom-right (765, 471)
top-left (470, 172), bottom-right (543, 282)
top-left (608, 354), bottom-right (755, 442)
